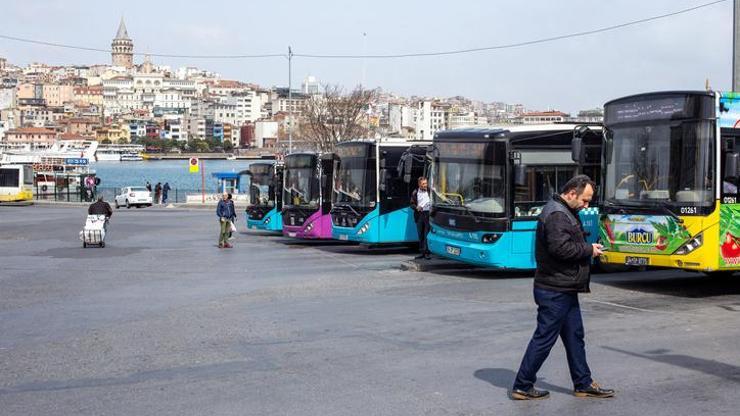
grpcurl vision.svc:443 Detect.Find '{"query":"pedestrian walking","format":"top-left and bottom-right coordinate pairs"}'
top-left (162, 182), bottom-right (171, 204)
top-left (410, 176), bottom-right (432, 260)
top-left (145, 181), bottom-right (152, 192)
top-left (511, 175), bottom-right (614, 400)
top-left (216, 192), bottom-right (236, 248)
top-left (154, 182), bottom-right (162, 204)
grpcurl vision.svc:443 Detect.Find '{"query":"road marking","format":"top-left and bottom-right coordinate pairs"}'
top-left (584, 298), bottom-right (677, 314)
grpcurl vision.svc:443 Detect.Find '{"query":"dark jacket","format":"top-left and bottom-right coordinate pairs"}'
top-left (217, 199), bottom-right (236, 220)
top-left (88, 200), bottom-right (113, 218)
top-left (534, 195), bottom-right (593, 293)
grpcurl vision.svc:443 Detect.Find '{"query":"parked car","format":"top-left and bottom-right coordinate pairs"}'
top-left (115, 186), bottom-right (153, 208)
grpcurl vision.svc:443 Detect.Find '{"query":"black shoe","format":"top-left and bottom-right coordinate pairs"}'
top-left (423, 254), bottom-right (432, 260)
top-left (510, 387), bottom-right (550, 400)
top-left (574, 381), bottom-right (615, 398)
top-left (414, 254), bottom-right (425, 259)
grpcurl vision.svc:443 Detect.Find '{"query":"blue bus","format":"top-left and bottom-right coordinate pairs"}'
top-left (245, 161), bottom-right (284, 232)
top-left (330, 139), bottom-right (430, 245)
top-left (427, 125), bottom-right (602, 269)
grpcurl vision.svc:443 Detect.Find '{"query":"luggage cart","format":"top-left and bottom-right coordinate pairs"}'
top-left (80, 215), bottom-right (108, 248)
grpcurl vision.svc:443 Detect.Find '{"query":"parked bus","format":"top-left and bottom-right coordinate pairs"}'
top-left (282, 152), bottom-right (335, 239)
top-left (330, 139), bottom-right (430, 245)
top-left (426, 125), bottom-right (602, 269)
top-left (0, 164), bottom-right (33, 203)
top-left (599, 91), bottom-right (740, 275)
top-left (244, 161), bottom-right (284, 232)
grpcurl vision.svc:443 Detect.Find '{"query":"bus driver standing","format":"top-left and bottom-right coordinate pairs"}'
top-left (411, 176), bottom-right (432, 260)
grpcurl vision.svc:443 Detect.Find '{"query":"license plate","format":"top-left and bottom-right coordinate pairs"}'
top-left (625, 256), bottom-right (649, 266)
top-left (288, 232), bottom-right (297, 238)
top-left (339, 234), bottom-right (348, 241)
top-left (446, 245), bottom-right (461, 256)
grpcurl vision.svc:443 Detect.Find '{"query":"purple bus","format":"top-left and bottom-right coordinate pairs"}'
top-left (281, 152), bottom-right (335, 239)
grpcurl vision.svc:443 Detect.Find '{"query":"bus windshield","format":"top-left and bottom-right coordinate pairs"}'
top-left (283, 155), bottom-right (319, 208)
top-left (249, 164), bottom-right (276, 207)
top-left (605, 120), bottom-right (715, 206)
top-left (333, 156), bottom-right (376, 207)
top-left (432, 141), bottom-right (506, 215)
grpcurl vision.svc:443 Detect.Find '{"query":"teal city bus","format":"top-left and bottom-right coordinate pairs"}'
top-left (330, 138), bottom-right (430, 245)
top-left (427, 125), bottom-right (602, 269)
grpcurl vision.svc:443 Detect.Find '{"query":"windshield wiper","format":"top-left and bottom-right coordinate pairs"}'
top-left (284, 186), bottom-right (306, 198)
top-left (334, 202), bottom-right (361, 217)
top-left (604, 200), bottom-right (683, 223)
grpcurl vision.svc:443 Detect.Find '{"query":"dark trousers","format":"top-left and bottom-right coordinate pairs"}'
top-left (513, 287), bottom-right (592, 391)
top-left (416, 211), bottom-right (430, 254)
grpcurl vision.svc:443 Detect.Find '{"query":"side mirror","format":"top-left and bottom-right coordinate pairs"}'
top-left (403, 173), bottom-right (411, 183)
top-left (571, 136), bottom-right (583, 164)
top-left (726, 152), bottom-right (740, 178)
top-left (514, 165), bottom-right (528, 186)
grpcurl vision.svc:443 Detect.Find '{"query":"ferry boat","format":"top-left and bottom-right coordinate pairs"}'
top-left (0, 140), bottom-right (98, 165)
top-left (95, 144), bottom-right (145, 162)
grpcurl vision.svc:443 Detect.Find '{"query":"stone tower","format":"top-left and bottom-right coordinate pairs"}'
top-left (111, 17), bottom-right (134, 68)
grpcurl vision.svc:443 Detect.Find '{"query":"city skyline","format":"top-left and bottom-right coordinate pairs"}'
top-left (0, 0), bottom-right (733, 113)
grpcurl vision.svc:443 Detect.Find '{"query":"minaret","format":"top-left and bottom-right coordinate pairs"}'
top-left (111, 17), bottom-right (134, 68)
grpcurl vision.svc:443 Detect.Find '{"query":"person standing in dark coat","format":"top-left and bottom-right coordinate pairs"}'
top-left (88, 196), bottom-right (113, 219)
top-left (216, 192), bottom-right (236, 248)
top-left (410, 176), bottom-right (432, 260)
top-left (162, 182), bottom-right (171, 204)
top-left (511, 175), bottom-right (614, 400)
top-left (154, 182), bottom-right (162, 204)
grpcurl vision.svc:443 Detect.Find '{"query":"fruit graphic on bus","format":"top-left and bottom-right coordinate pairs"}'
top-left (655, 236), bottom-right (668, 251)
top-left (720, 232), bottom-right (740, 259)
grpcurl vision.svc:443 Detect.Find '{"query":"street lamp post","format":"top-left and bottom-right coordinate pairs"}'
top-left (288, 46), bottom-right (293, 153)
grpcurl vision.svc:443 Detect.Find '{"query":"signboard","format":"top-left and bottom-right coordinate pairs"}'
top-left (65, 158), bottom-right (89, 166)
top-left (189, 157), bottom-right (199, 173)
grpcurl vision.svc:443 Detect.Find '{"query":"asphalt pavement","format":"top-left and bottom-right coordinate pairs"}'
top-left (1, 205), bottom-right (739, 416)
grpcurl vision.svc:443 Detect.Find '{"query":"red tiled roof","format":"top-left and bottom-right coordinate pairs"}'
top-left (6, 127), bottom-right (57, 134)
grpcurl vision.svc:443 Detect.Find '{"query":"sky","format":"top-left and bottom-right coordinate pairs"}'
top-left (0, 0), bottom-right (734, 113)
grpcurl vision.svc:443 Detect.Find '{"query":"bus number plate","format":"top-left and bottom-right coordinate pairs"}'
top-left (339, 234), bottom-right (349, 241)
top-left (446, 245), bottom-right (461, 256)
top-left (625, 256), bottom-right (649, 266)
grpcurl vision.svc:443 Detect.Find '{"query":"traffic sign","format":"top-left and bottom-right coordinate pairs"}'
top-left (189, 157), bottom-right (199, 173)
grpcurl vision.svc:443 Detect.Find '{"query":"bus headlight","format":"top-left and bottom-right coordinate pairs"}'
top-left (305, 222), bottom-right (314, 232)
top-left (357, 223), bottom-right (370, 235)
top-left (481, 233), bottom-right (501, 244)
top-left (264, 217), bottom-right (271, 225)
top-left (674, 232), bottom-right (703, 255)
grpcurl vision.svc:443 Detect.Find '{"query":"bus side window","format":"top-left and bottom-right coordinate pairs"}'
top-left (722, 135), bottom-right (739, 197)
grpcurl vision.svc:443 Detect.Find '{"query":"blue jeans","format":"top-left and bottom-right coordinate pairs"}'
top-left (513, 287), bottom-right (592, 391)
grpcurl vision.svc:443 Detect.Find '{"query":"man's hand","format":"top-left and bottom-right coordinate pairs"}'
top-left (591, 243), bottom-right (605, 258)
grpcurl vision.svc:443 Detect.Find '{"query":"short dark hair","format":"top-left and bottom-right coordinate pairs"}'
top-left (560, 174), bottom-right (596, 196)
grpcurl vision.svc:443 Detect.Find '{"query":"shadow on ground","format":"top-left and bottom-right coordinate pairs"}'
top-left (595, 271), bottom-right (740, 299)
top-left (474, 368), bottom-right (572, 395)
top-left (604, 347), bottom-right (740, 383)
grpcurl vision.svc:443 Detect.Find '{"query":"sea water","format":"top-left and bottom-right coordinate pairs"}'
top-left (93, 160), bottom-right (256, 192)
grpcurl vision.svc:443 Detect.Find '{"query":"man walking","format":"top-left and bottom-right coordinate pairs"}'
top-left (162, 182), bottom-right (171, 204)
top-left (216, 192), bottom-right (236, 248)
top-left (410, 176), bottom-right (432, 260)
top-left (511, 175), bottom-right (614, 400)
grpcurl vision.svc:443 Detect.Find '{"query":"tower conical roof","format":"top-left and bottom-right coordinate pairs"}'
top-left (115, 17), bottom-right (130, 40)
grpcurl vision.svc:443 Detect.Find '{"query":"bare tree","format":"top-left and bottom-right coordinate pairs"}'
top-left (298, 85), bottom-right (376, 152)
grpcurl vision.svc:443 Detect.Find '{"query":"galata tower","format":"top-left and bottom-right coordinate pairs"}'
top-left (111, 17), bottom-right (134, 68)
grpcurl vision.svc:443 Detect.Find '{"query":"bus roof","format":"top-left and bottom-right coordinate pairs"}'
top-left (434, 123), bottom-right (602, 140)
top-left (604, 90), bottom-right (715, 107)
